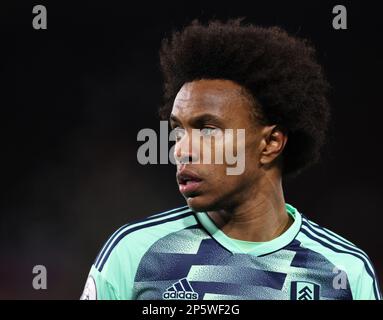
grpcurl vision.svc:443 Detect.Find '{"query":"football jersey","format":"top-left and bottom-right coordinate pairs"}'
top-left (81, 204), bottom-right (381, 300)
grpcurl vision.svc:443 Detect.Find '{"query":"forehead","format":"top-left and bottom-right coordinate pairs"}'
top-left (172, 79), bottom-right (253, 120)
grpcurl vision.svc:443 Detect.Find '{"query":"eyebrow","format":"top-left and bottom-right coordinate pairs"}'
top-left (170, 113), bottom-right (224, 127)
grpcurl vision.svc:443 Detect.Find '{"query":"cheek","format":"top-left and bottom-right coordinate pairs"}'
top-left (206, 166), bottom-right (244, 188)
top-left (245, 135), bottom-right (262, 167)
top-left (203, 164), bottom-right (228, 181)
top-left (245, 146), bottom-right (260, 170)
top-left (197, 165), bottom-right (232, 194)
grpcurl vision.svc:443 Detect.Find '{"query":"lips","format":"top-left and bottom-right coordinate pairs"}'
top-left (177, 170), bottom-right (203, 195)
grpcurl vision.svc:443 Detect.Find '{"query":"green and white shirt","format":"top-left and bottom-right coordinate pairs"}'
top-left (81, 204), bottom-right (381, 300)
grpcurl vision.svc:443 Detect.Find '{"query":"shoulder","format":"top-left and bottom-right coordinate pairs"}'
top-left (298, 214), bottom-right (370, 270)
top-left (93, 205), bottom-right (196, 272)
top-left (297, 214), bottom-right (381, 299)
top-left (85, 205), bottom-right (197, 299)
top-left (300, 214), bottom-right (358, 249)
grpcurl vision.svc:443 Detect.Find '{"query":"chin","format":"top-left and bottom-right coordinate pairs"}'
top-left (184, 194), bottom-right (219, 212)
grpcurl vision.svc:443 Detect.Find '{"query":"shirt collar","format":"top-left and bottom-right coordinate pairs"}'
top-left (194, 203), bottom-right (302, 256)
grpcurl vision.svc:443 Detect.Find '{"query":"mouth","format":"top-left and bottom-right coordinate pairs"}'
top-left (177, 170), bottom-right (203, 196)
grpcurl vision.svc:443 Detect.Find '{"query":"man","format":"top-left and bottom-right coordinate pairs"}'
top-left (81, 19), bottom-right (381, 300)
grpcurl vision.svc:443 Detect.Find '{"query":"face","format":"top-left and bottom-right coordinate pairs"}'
top-left (170, 79), bottom-right (268, 212)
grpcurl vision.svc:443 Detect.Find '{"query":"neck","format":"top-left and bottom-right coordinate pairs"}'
top-left (207, 169), bottom-right (292, 242)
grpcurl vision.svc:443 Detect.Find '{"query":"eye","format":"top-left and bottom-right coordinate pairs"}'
top-left (173, 127), bottom-right (185, 141)
top-left (200, 127), bottom-right (218, 136)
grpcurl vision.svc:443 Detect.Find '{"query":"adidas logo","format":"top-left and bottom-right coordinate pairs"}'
top-left (162, 278), bottom-right (199, 300)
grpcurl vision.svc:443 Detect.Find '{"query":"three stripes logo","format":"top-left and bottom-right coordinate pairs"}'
top-left (162, 278), bottom-right (199, 300)
top-left (290, 281), bottom-right (320, 300)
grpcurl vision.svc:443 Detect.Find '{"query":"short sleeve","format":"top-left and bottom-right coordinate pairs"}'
top-left (353, 263), bottom-right (382, 300)
top-left (80, 265), bottom-right (121, 300)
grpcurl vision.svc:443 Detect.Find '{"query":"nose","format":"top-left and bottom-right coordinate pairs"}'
top-left (174, 130), bottom-right (199, 164)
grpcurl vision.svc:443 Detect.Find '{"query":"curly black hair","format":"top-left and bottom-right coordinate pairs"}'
top-left (159, 18), bottom-right (330, 176)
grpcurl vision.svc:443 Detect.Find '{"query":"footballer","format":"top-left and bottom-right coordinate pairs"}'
top-left (81, 19), bottom-right (381, 300)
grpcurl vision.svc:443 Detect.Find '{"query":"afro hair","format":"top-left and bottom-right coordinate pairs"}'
top-left (159, 18), bottom-right (330, 176)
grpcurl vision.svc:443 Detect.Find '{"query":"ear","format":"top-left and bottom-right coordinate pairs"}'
top-left (259, 125), bottom-right (288, 166)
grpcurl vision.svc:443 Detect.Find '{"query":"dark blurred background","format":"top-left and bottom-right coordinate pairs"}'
top-left (0, 0), bottom-right (382, 299)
